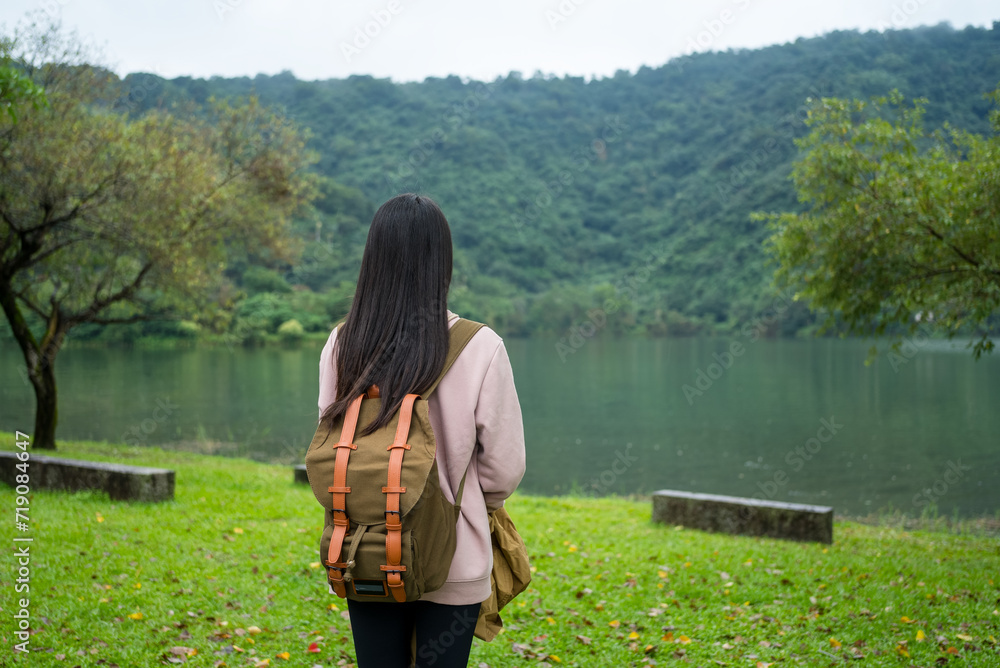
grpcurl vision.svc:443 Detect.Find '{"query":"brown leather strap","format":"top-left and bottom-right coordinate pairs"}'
top-left (326, 395), bottom-right (362, 597)
top-left (382, 393), bottom-right (416, 602)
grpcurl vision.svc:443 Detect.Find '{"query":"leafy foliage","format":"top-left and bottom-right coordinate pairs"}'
top-left (0, 22), bottom-right (319, 447)
top-left (112, 22), bottom-right (1000, 340)
top-left (760, 89), bottom-right (1000, 358)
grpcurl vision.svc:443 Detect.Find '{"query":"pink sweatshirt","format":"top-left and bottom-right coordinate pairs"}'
top-left (318, 310), bottom-right (526, 605)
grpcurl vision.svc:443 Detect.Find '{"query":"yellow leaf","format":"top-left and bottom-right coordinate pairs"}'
top-left (957, 633), bottom-right (973, 641)
top-left (134, 583), bottom-right (142, 589)
top-left (684, 561), bottom-right (691, 567)
top-left (549, 655), bottom-right (561, 663)
top-left (254, 660), bottom-right (270, 667)
top-left (900, 616), bottom-right (912, 623)
top-left (187, 649), bottom-right (198, 657)
top-left (309, 562), bottom-right (321, 569)
top-left (608, 620), bottom-right (620, 628)
top-left (248, 626), bottom-right (262, 634)
top-left (678, 635), bottom-right (692, 644)
top-left (546, 616), bottom-right (556, 625)
top-left (916, 630), bottom-right (926, 641)
top-left (275, 651), bottom-right (290, 660)
top-left (829, 637), bottom-right (841, 648)
top-left (628, 631), bottom-right (640, 640)
top-left (127, 612), bottom-right (144, 620)
top-left (96, 513), bottom-right (104, 523)
top-left (895, 643), bottom-right (909, 658)
top-left (568, 545), bottom-right (577, 552)
top-left (662, 632), bottom-right (673, 641)
top-left (233, 645), bottom-right (244, 653)
top-left (233, 527), bottom-right (244, 534)
top-left (657, 570), bottom-right (668, 579)
top-left (327, 603), bottom-right (338, 610)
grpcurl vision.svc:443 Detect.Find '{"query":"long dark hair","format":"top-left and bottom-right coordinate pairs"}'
top-left (321, 193), bottom-right (453, 436)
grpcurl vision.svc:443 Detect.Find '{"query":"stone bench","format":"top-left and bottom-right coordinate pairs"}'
top-left (0, 451), bottom-right (174, 502)
top-left (293, 464), bottom-right (308, 484)
top-left (652, 489), bottom-right (833, 544)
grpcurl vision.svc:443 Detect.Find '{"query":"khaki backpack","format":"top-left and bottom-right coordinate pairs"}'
top-left (304, 318), bottom-right (484, 602)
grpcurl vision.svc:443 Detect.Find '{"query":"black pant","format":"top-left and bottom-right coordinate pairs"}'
top-left (346, 598), bottom-right (481, 668)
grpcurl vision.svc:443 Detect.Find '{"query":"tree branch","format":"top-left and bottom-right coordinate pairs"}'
top-left (63, 261), bottom-right (154, 328)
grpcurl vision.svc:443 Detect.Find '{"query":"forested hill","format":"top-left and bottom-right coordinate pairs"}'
top-left (128, 23), bottom-right (999, 338)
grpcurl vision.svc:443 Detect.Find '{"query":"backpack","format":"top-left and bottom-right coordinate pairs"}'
top-left (304, 318), bottom-right (484, 602)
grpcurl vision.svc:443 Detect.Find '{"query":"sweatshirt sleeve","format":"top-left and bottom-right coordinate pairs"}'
top-left (474, 341), bottom-right (526, 510)
top-left (318, 328), bottom-right (338, 420)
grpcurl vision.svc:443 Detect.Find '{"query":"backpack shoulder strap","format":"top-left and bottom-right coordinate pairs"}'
top-left (421, 318), bottom-right (485, 399)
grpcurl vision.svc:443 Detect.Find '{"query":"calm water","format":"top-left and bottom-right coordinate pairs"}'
top-left (1, 337), bottom-right (997, 517)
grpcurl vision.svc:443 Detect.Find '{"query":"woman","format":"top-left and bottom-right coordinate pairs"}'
top-left (317, 193), bottom-right (526, 667)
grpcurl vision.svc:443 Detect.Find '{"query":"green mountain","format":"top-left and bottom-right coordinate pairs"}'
top-left (57, 22), bottom-right (1000, 340)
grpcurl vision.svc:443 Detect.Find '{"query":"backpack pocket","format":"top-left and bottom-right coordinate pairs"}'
top-left (331, 525), bottom-right (422, 601)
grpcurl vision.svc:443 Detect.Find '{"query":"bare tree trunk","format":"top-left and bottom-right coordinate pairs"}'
top-left (0, 280), bottom-right (60, 450)
top-left (27, 355), bottom-right (58, 450)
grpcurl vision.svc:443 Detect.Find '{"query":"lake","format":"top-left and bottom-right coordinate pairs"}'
top-left (1, 336), bottom-right (997, 517)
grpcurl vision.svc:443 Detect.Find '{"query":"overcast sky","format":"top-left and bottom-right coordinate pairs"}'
top-left (1, 0), bottom-right (996, 82)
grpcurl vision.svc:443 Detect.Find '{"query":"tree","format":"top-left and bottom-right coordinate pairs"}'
top-left (759, 88), bottom-right (1000, 358)
top-left (0, 64), bottom-right (47, 121)
top-left (0, 22), bottom-right (318, 449)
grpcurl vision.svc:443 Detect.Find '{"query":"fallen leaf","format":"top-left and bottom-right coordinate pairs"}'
top-left (608, 620), bottom-right (620, 628)
top-left (576, 635), bottom-right (591, 645)
top-left (916, 630), bottom-right (926, 641)
top-left (628, 631), bottom-right (640, 639)
top-left (275, 651), bottom-right (290, 660)
top-left (829, 637), bottom-right (841, 648)
top-left (128, 612), bottom-right (144, 620)
top-left (307, 642), bottom-right (320, 653)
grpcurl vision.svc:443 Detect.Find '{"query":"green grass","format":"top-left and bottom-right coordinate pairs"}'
top-left (2, 435), bottom-right (998, 667)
